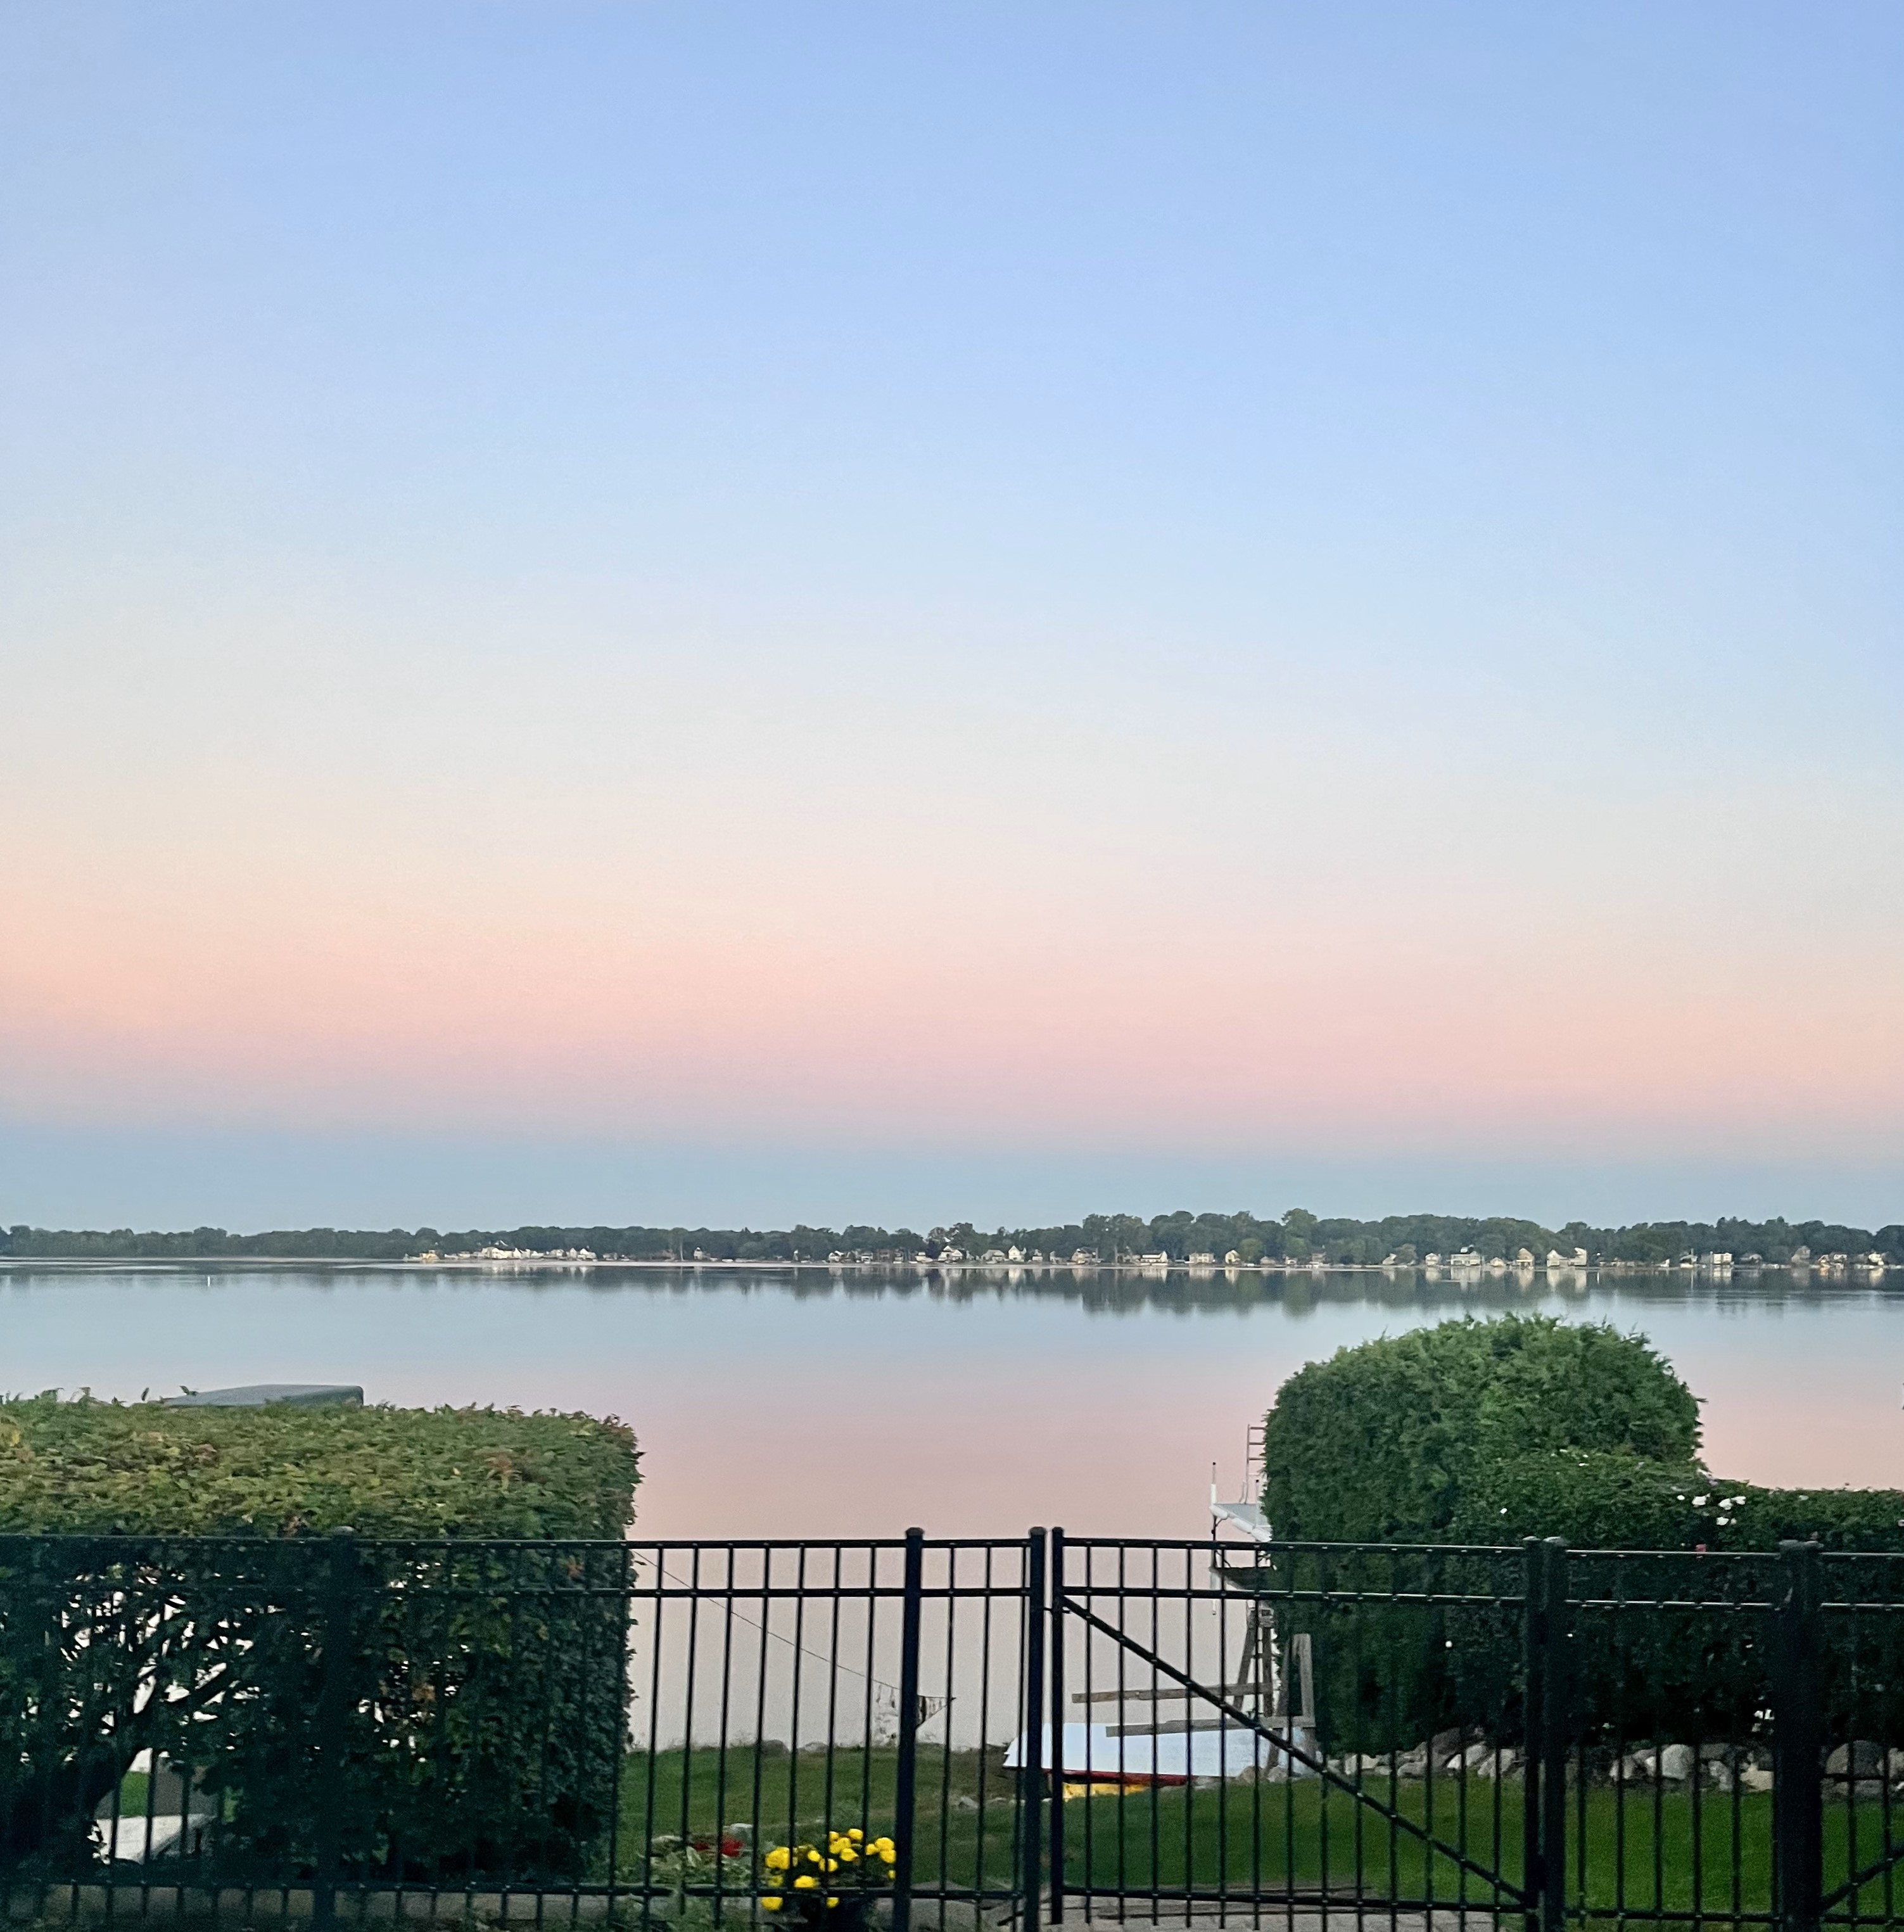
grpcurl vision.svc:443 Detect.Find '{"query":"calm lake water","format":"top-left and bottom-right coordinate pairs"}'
top-left (2, 1262), bottom-right (1899, 1542)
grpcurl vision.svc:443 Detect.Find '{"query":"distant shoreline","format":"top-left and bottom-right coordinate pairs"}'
top-left (13, 1211), bottom-right (1893, 1275)
top-left (1, 1254), bottom-right (1887, 1280)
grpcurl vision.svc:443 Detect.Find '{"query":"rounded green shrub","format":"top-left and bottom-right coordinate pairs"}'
top-left (1259, 1316), bottom-right (1904, 1757)
top-left (1260, 1313), bottom-right (1701, 1544)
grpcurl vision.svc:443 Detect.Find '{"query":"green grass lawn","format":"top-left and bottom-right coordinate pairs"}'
top-left (619, 1745), bottom-right (1022, 1895)
top-left (621, 1746), bottom-right (1904, 1920)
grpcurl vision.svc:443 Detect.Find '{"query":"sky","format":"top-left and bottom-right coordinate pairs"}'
top-left (2, 3), bottom-right (1901, 1232)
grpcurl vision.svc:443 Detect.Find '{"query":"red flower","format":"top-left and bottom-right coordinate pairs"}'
top-left (720, 1838), bottom-right (744, 1857)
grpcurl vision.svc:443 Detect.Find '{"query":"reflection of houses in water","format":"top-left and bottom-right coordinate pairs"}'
top-left (1545, 1247), bottom-right (1590, 1290)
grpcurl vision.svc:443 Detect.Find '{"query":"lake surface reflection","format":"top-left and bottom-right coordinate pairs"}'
top-left (2, 1262), bottom-right (1900, 1541)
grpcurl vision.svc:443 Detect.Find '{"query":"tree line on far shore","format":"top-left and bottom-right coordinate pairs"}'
top-left (6, 1208), bottom-right (1901, 1266)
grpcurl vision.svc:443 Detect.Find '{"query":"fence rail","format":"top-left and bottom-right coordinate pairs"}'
top-left (2, 1532), bottom-right (1901, 1929)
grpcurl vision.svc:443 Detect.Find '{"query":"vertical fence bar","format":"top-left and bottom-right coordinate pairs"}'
top-left (892, 1528), bottom-right (926, 1932)
top-left (1081, 1543), bottom-right (1098, 1916)
top-left (314, 1528), bottom-right (357, 1931)
top-left (1540, 1540), bottom-right (1571, 1932)
top-left (1774, 1540), bottom-right (1823, 1932)
top-left (1145, 1546), bottom-right (1159, 1928)
top-left (1521, 1540), bottom-right (1545, 1932)
top-left (975, 1546), bottom-right (999, 1909)
top-left (1022, 1530), bottom-right (1049, 1930)
top-left (1049, 1529), bottom-right (1066, 1924)
top-left (939, 1546), bottom-right (958, 1930)
top-left (642, 1547), bottom-right (668, 1931)
top-left (605, 1544), bottom-right (633, 1922)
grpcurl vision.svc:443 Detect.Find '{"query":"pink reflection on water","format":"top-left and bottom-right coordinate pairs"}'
top-left (1, 1266), bottom-right (1898, 1541)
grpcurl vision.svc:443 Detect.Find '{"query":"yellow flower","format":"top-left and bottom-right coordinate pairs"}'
top-left (794, 1876), bottom-right (819, 1890)
top-left (762, 1900), bottom-right (782, 1914)
top-left (807, 1851), bottom-right (824, 1865)
top-left (765, 1849), bottom-right (792, 1871)
top-left (827, 1900), bottom-right (839, 1910)
top-left (848, 1830), bottom-right (863, 1841)
top-left (839, 1850), bottom-right (858, 1864)
top-left (825, 1859), bottom-right (839, 1872)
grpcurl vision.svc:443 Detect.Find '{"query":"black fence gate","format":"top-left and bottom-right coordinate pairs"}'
top-left (3, 1530), bottom-right (1903, 1929)
top-left (1044, 1532), bottom-right (1536, 1924)
top-left (1044, 1534), bottom-right (1904, 1932)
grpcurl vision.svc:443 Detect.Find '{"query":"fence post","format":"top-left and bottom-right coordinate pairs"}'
top-left (1774, 1539), bottom-right (1823, 1932)
top-left (891, 1527), bottom-right (926, 1932)
top-left (1540, 1540), bottom-right (1571, 1932)
top-left (1522, 1539), bottom-right (1570, 1932)
top-left (1048, 1528), bottom-right (1065, 1924)
top-left (314, 1528), bottom-right (358, 1930)
top-left (1521, 1540), bottom-right (1544, 1932)
top-left (1022, 1528), bottom-right (1048, 1931)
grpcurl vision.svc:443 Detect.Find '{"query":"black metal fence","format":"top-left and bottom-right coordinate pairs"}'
top-left (3, 1530), bottom-right (1902, 1929)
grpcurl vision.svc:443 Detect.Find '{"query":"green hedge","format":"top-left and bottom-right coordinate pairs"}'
top-left (1455, 1447), bottom-right (1904, 1555)
top-left (0, 1394), bottom-right (638, 1537)
top-left (1260, 1314), bottom-right (1701, 1544)
top-left (0, 1399), bottom-right (640, 1883)
top-left (1262, 1316), bottom-right (1904, 1556)
top-left (1260, 1317), bottom-right (1904, 1755)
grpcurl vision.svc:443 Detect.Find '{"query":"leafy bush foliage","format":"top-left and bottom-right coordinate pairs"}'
top-left (0, 1394), bottom-right (638, 1538)
top-left (1260, 1316), bottom-right (1904, 1755)
top-left (1454, 1449), bottom-right (1904, 1556)
top-left (0, 1399), bottom-right (639, 1882)
top-left (1260, 1314), bottom-right (1701, 1544)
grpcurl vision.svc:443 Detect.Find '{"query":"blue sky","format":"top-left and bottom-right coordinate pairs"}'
top-left (2, 3), bottom-right (1900, 1230)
